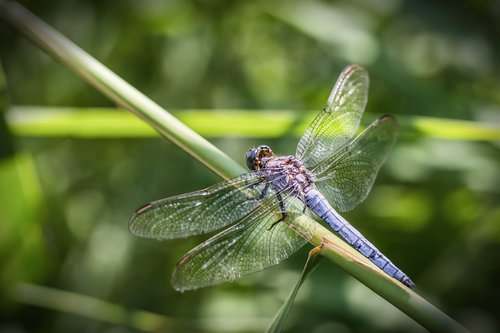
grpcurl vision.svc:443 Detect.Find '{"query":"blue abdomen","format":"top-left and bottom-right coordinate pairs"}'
top-left (304, 188), bottom-right (415, 288)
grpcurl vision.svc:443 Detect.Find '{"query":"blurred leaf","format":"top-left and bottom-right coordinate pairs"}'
top-left (0, 63), bottom-right (47, 302)
top-left (0, 65), bottom-right (15, 159)
top-left (13, 282), bottom-right (171, 332)
top-left (266, 246), bottom-right (322, 333)
top-left (401, 116), bottom-right (500, 141)
top-left (7, 106), bottom-right (500, 140)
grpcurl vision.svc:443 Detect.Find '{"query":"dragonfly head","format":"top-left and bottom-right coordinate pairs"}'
top-left (246, 145), bottom-right (273, 170)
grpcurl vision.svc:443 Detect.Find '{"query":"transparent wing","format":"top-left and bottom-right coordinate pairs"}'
top-left (171, 193), bottom-right (311, 291)
top-left (312, 115), bottom-right (398, 212)
top-left (129, 171), bottom-right (270, 239)
top-left (296, 64), bottom-right (369, 167)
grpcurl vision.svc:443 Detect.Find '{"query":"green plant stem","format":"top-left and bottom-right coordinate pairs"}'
top-left (0, 0), bottom-right (243, 180)
top-left (0, 1), bottom-right (470, 332)
top-left (304, 217), bottom-right (469, 332)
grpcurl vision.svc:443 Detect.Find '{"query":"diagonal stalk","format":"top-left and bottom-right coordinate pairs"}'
top-left (0, 0), bottom-right (242, 180)
top-left (0, 1), bottom-right (470, 332)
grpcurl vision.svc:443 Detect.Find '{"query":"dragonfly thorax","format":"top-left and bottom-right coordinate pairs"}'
top-left (261, 156), bottom-right (316, 196)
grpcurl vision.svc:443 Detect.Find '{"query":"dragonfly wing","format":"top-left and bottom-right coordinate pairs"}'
top-left (296, 64), bottom-right (369, 167)
top-left (171, 194), bottom-right (311, 291)
top-left (129, 172), bottom-right (269, 239)
top-left (313, 115), bottom-right (398, 212)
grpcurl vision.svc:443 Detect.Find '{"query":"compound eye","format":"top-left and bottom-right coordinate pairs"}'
top-left (245, 148), bottom-right (258, 170)
top-left (257, 145), bottom-right (273, 158)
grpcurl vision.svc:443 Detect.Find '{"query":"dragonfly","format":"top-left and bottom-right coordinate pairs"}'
top-left (129, 64), bottom-right (415, 291)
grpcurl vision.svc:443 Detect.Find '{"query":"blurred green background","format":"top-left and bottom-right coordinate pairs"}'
top-left (1, 0), bottom-right (499, 332)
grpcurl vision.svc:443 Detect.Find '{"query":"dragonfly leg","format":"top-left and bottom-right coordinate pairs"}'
top-left (249, 181), bottom-right (270, 201)
top-left (268, 193), bottom-right (287, 230)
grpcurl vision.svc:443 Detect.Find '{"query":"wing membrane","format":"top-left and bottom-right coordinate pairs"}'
top-left (313, 115), bottom-right (398, 212)
top-left (296, 64), bottom-right (369, 167)
top-left (129, 172), bottom-right (270, 239)
top-left (171, 194), bottom-right (311, 291)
